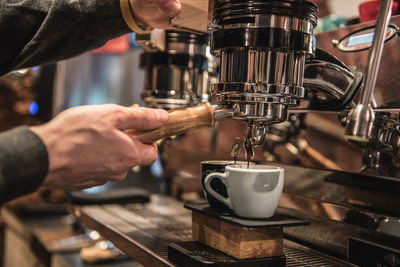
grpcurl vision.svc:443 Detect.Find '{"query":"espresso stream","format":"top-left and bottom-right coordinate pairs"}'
top-left (244, 123), bottom-right (255, 168)
top-left (230, 136), bottom-right (255, 169)
top-left (244, 137), bottom-right (254, 169)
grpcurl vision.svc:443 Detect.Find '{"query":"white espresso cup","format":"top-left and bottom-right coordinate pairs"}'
top-left (204, 164), bottom-right (284, 218)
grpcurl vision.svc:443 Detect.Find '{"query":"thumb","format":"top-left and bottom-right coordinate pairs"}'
top-left (115, 107), bottom-right (169, 131)
top-left (155, 0), bottom-right (181, 17)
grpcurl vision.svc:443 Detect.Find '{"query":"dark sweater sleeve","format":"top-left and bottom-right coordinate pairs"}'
top-left (0, 0), bottom-right (131, 76)
top-left (0, 127), bottom-right (49, 204)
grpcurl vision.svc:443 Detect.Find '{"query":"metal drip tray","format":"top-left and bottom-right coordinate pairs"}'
top-left (167, 241), bottom-right (352, 267)
top-left (75, 195), bottom-right (356, 267)
top-left (285, 244), bottom-right (353, 267)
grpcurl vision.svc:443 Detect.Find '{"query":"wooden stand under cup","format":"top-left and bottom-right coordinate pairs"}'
top-left (192, 210), bottom-right (283, 259)
top-left (184, 203), bottom-right (310, 261)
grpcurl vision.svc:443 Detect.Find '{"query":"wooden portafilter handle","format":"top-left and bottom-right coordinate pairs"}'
top-left (126, 102), bottom-right (217, 144)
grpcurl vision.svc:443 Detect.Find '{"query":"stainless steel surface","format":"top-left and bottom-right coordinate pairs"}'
top-left (373, 112), bottom-right (400, 157)
top-left (217, 50), bottom-right (305, 91)
top-left (213, 49), bottom-right (306, 122)
top-left (345, 0), bottom-right (394, 143)
top-left (136, 29), bottom-right (208, 55)
top-left (288, 108), bottom-right (400, 114)
top-left (75, 195), bottom-right (356, 267)
top-left (275, 163), bottom-right (400, 257)
top-left (345, 104), bottom-right (376, 143)
top-left (139, 30), bottom-right (211, 109)
top-left (285, 241), bottom-right (357, 267)
top-left (301, 58), bottom-right (363, 110)
top-left (141, 65), bottom-right (208, 109)
top-left (231, 102), bottom-right (289, 123)
top-left (248, 122), bottom-right (267, 146)
top-left (220, 14), bottom-right (314, 34)
top-left (212, 106), bottom-right (235, 121)
top-left (280, 193), bottom-right (400, 239)
top-left (360, 0), bottom-right (393, 107)
top-left (359, 110), bottom-right (400, 177)
top-left (210, 1), bottom-right (318, 127)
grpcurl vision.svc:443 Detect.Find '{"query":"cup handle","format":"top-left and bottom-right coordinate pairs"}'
top-left (204, 172), bottom-right (232, 208)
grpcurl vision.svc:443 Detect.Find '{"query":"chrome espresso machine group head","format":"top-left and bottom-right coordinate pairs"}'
top-left (138, 30), bottom-right (212, 109)
top-left (210, 0), bottom-right (318, 125)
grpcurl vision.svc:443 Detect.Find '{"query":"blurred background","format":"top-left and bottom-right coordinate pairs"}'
top-left (1, 0), bottom-right (399, 266)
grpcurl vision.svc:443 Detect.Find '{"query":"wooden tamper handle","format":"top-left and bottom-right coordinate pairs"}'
top-left (126, 102), bottom-right (216, 144)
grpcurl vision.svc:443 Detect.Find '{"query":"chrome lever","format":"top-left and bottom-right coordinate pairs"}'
top-left (345, 0), bottom-right (393, 143)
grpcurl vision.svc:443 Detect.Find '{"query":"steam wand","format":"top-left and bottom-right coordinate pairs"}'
top-left (345, 0), bottom-right (393, 142)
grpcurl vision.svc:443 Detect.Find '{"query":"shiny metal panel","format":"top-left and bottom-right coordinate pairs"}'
top-left (138, 30), bottom-right (211, 109)
top-left (301, 61), bottom-right (362, 110)
top-left (360, 0), bottom-right (393, 107)
top-left (142, 65), bottom-right (208, 109)
top-left (221, 15), bottom-right (314, 34)
top-left (211, 0), bottom-right (317, 123)
top-left (276, 163), bottom-right (400, 257)
top-left (219, 49), bottom-right (305, 86)
top-left (212, 48), bottom-right (307, 121)
top-left (316, 15), bottom-right (400, 109)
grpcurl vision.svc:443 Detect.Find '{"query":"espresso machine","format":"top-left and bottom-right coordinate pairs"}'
top-left (70, 1), bottom-right (400, 266)
top-left (137, 0), bottom-right (400, 263)
top-left (204, 0), bottom-right (400, 265)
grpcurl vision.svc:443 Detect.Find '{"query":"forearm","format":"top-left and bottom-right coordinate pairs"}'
top-left (0, 127), bottom-right (49, 204)
top-left (0, 0), bottom-right (131, 76)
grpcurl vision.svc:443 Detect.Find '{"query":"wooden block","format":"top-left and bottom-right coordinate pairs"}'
top-left (192, 211), bottom-right (283, 259)
top-left (171, 0), bottom-right (209, 33)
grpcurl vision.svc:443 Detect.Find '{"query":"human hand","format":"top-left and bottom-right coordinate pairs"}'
top-left (30, 104), bottom-right (168, 190)
top-left (130, 0), bottom-right (181, 28)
